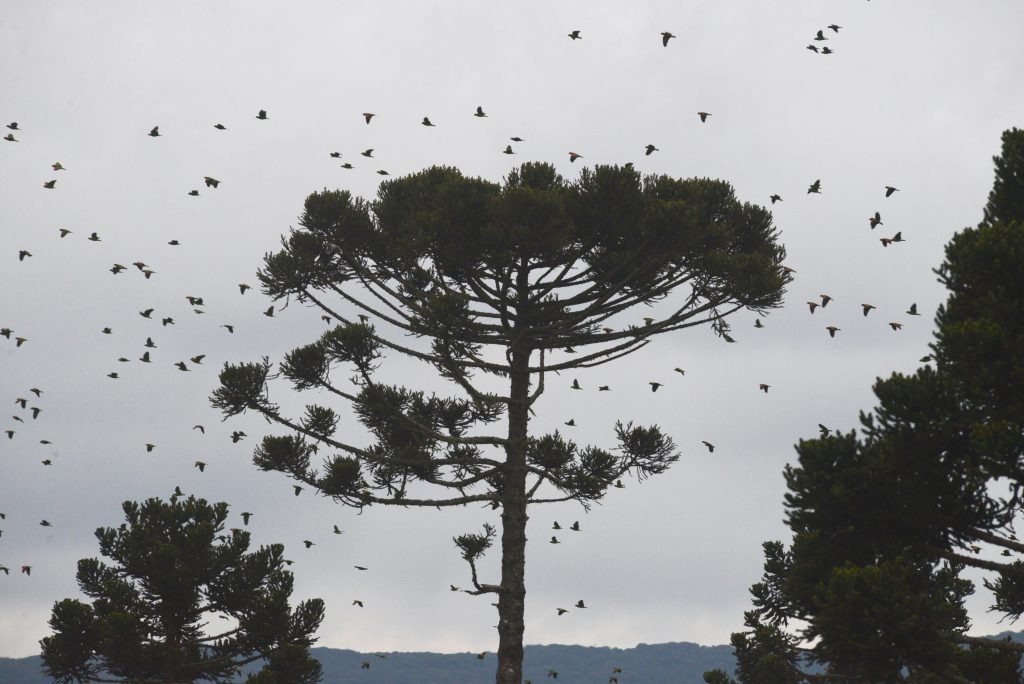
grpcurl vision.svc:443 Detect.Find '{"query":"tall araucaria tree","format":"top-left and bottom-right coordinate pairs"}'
top-left (40, 493), bottom-right (325, 684)
top-left (710, 129), bottom-right (1024, 683)
top-left (212, 162), bottom-right (790, 683)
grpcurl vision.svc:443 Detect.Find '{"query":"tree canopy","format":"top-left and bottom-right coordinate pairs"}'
top-left (212, 162), bottom-right (790, 683)
top-left (713, 129), bottom-right (1024, 683)
top-left (40, 494), bottom-right (324, 684)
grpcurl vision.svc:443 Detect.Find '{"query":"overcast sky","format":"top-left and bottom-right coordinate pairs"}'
top-left (2, 0), bottom-right (1024, 660)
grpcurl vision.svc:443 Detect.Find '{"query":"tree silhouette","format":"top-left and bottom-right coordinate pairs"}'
top-left (212, 162), bottom-right (789, 683)
top-left (40, 494), bottom-right (324, 684)
top-left (715, 129), bottom-right (1024, 682)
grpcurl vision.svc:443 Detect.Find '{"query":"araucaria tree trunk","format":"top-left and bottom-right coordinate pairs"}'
top-left (212, 162), bottom-right (789, 683)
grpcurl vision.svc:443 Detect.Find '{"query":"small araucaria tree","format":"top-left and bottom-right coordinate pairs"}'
top-left (212, 162), bottom-right (789, 683)
top-left (40, 494), bottom-right (325, 684)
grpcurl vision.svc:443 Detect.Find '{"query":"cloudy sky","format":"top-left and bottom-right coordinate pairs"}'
top-left (2, 0), bottom-right (1024, 660)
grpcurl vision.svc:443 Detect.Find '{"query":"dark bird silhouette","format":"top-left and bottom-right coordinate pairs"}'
top-left (15, 398), bottom-right (27, 408)
top-left (702, 441), bottom-right (715, 453)
top-left (770, 194), bottom-right (782, 204)
top-left (569, 152), bottom-right (583, 163)
top-left (145, 443), bottom-right (155, 452)
top-left (889, 322), bottom-right (903, 331)
top-left (355, 565), bottom-right (368, 571)
top-left (29, 388), bottom-right (41, 397)
top-left (3, 430), bottom-right (12, 439)
top-left (18, 250), bottom-right (32, 261)
top-left (377, 170), bottom-right (389, 175)
top-left (363, 112), bottom-right (375, 124)
top-left (361, 148), bottom-right (374, 157)
top-left (645, 144), bottom-right (659, 156)
top-left (568, 30), bottom-right (581, 40)
top-left (557, 608), bottom-right (568, 615)
top-left (241, 511), bottom-right (252, 525)
top-left (190, 355), bottom-right (205, 364)
top-left (256, 109), bottom-right (268, 120)
top-left (649, 382), bottom-right (662, 392)
top-left (553, 521), bottom-right (562, 530)
top-left (571, 379), bottom-right (582, 390)
top-left (59, 228), bottom-right (72, 237)
top-left (820, 294), bottom-right (833, 307)
top-left (162, 317), bottom-right (174, 326)
top-left (869, 212), bottom-right (883, 229)
top-left (906, 303), bottom-right (920, 316)
top-left (193, 424), bottom-right (204, 433)
top-left (214, 123), bottom-right (227, 130)
top-left (43, 180), bottom-right (57, 189)
top-left (759, 384), bottom-right (770, 393)
top-left (807, 301), bottom-right (819, 313)
top-left (111, 264), bottom-right (128, 275)
top-left (195, 461), bottom-right (206, 472)
top-left (21, 566), bottom-right (31, 575)
top-left (821, 47), bottom-right (834, 55)
top-left (674, 367), bottom-right (685, 375)
top-left (304, 540), bottom-right (315, 548)
top-left (503, 145), bottom-right (515, 155)
top-left (697, 112), bottom-right (711, 123)
top-left (293, 485), bottom-right (302, 496)
top-left (148, 126), bottom-right (160, 137)
top-left (333, 525), bottom-right (343, 534)
top-left (52, 162), bottom-right (65, 171)
top-left (231, 430), bottom-right (246, 442)
top-left (575, 600), bottom-right (587, 608)
top-left (661, 32), bottom-right (676, 46)
top-left (40, 520), bottom-right (52, 527)
top-left (598, 385), bottom-right (610, 391)
top-left (826, 326), bottom-right (840, 338)
top-left (570, 521), bottom-right (580, 532)
top-left (6, 122), bottom-right (18, 130)
top-left (814, 30), bottom-right (827, 41)
top-left (188, 190), bottom-right (199, 196)
top-left (564, 419), bottom-right (576, 426)
top-left (145, 337), bottom-right (156, 348)
top-left (30, 407), bottom-right (41, 419)
top-left (88, 232), bottom-right (100, 242)
top-left (341, 162), bottom-right (354, 169)
top-left (174, 361), bottom-right (189, 371)
top-left (861, 304), bottom-right (876, 316)
top-left (807, 179), bottom-right (821, 194)
top-left (2, 133), bottom-right (16, 142)
top-left (828, 24), bottom-right (841, 33)
top-left (510, 136), bottom-right (525, 142)
top-left (107, 372), bottom-right (119, 379)
top-left (421, 116), bottom-right (435, 126)
top-left (754, 319), bottom-right (764, 328)
top-left (140, 309), bottom-right (154, 318)
top-left (264, 306), bottom-right (274, 317)
top-left (222, 324), bottom-right (235, 333)
top-left (329, 152), bottom-right (341, 158)
top-left (884, 186), bottom-right (899, 197)
top-left (474, 106), bottom-right (487, 117)
top-left (550, 536), bottom-right (560, 544)
top-left (204, 176), bottom-right (220, 188)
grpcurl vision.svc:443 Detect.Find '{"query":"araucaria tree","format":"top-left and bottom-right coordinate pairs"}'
top-left (708, 129), bottom-right (1024, 683)
top-left (40, 494), bottom-right (325, 684)
top-left (212, 162), bottom-right (789, 683)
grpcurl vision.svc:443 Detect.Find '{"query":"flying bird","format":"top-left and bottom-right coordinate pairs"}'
top-left (222, 324), bottom-right (235, 333)
top-left (43, 180), bottom-right (56, 189)
top-left (333, 525), bottom-right (344, 534)
top-left (550, 536), bottom-right (560, 544)
top-left (906, 303), bottom-right (920, 316)
top-left (87, 232), bottom-right (100, 241)
top-left (557, 608), bottom-right (568, 615)
top-left (807, 179), bottom-right (821, 194)
top-left (293, 485), bottom-right (302, 496)
top-left (264, 306), bottom-right (274, 317)
top-left (869, 212), bottom-right (883, 229)
top-left (214, 123), bottom-right (227, 130)
top-left (231, 430), bottom-right (246, 442)
top-left (363, 112), bottom-right (375, 124)
top-left (571, 379), bottom-right (581, 390)
top-left (354, 565), bottom-right (368, 571)
top-left (702, 441), bottom-right (715, 453)
top-left (195, 461), bottom-right (206, 472)
top-left (575, 600), bottom-right (587, 608)
top-left (304, 540), bottom-right (315, 548)
top-left (564, 419), bottom-right (576, 426)
top-left (377, 170), bottom-right (389, 175)
top-left (644, 144), bottom-right (659, 155)
top-left (2, 133), bottom-right (16, 142)
top-left (503, 145), bottom-right (515, 155)
top-left (188, 190), bottom-right (199, 196)
top-left (568, 30), bottom-right (581, 40)
top-left (697, 112), bottom-right (711, 122)
top-left (570, 521), bottom-right (580, 531)
top-left (754, 319), bottom-right (764, 328)
top-left (821, 47), bottom-right (834, 55)
top-left (204, 177), bottom-right (220, 188)
top-left (174, 361), bottom-right (189, 371)
top-left (569, 152), bottom-right (583, 162)
top-left (884, 186), bottom-right (899, 197)
top-left (861, 304), bottom-right (876, 316)
top-left (807, 301), bottom-right (819, 313)
top-left (340, 162), bottom-right (354, 169)
top-left (598, 385), bottom-right (610, 391)
top-left (826, 326), bottom-right (840, 338)
top-left (59, 228), bottom-right (72, 237)
top-left (649, 382), bottom-right (662, 392)
top-left (148, 126), bottom-right (160, 137)
top-left (770, 194), bottom-right (782, 204)
top-left (474, 106), bottom-right (487, 117)
top-left (241, 512), bottom-right (252, 525)
top-left (814, 30), bottom-right (828, 41)
top-left (889, 322), bottom-right (903, 331)
top-left (193, 425), bottom-right (204, 433)
top-left (552, 521), bottom-right (562, 530)
top-left (145, 443), bottom-right (155, 452)
top-left (329, 152), bottom-right (341, 158)
top-left (6, 122), bottom-right (18, 130)
top-left (52, 162), bottom-right (65, 171)
top-left (361, 148), bottom-right (374, 157)
top-left (421, 117), bottom-right (435, 126)
top-left (18, 250), bottom-right (32, 261)
top-left (145, 337), bottom-right (156, 348)
top-left (256, 109), bottom-right (268, 120)
top-left (828, 24), bottom-right (841, 33)
top-left (661, 32), bottom-right (676, 46)
top-left (820, 294), bottom-right (833, 307)
top-left (759, 384), bottom-right (770, 393)
top-left (140, 309), bottom-right (154, 318)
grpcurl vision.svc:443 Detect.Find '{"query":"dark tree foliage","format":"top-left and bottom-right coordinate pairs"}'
top-left (711, 130), bottom-right (1024, 683)
top-left (212, 162), bottom-right (789, 684)
top-left (39, 494), bottom-right (324, 684)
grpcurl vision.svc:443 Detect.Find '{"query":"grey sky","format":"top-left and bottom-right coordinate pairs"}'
top-left (2, 0), bottom-right (1023, 659)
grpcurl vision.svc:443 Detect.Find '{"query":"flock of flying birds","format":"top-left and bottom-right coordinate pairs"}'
top-left (2, 18), bottom-right (929, 676)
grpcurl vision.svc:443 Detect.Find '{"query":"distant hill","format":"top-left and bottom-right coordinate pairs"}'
top-left (0, 641), bottom-right (734, 683)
